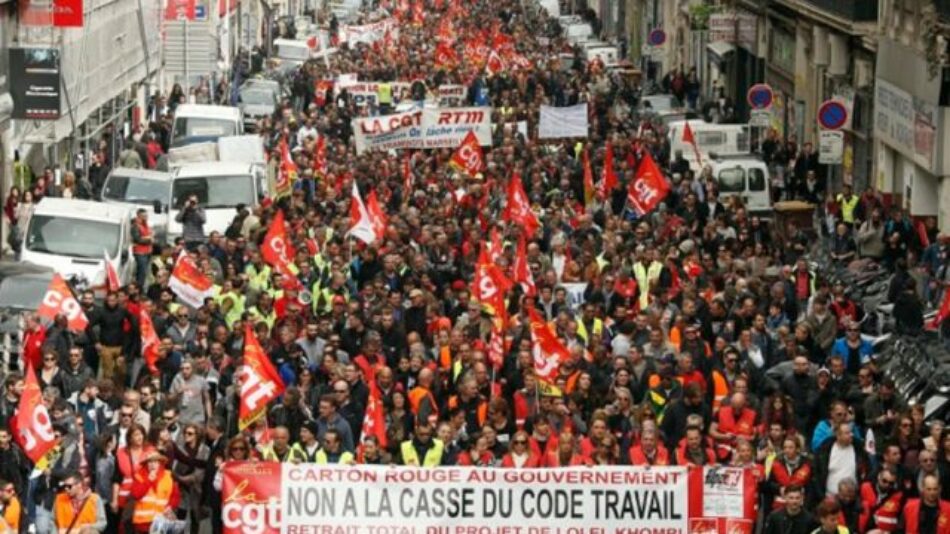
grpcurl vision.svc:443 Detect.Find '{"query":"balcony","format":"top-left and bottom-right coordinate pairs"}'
top-left (799, 0), bottom-right (878, 22)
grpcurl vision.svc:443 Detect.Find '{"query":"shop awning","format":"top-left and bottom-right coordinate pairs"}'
top-left (706, 41), bottom-right (736, 64)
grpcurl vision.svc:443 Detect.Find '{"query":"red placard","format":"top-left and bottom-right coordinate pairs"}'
top-left (164, 0), bottom-right (196, 21)
top-left (222, 462), bottom-right (282, 534)
top-left (54, 0), bottom-right (83, 27)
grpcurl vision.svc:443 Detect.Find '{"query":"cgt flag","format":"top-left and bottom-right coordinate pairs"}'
top-left (169, 251), bottom-right (214, 308)
top-left (12, 362), bottom-right (58, 463)
top-left (503, 173), bottom-right (540, 236)
top-left (527, 307), bottom-right (570, 383)
top-left (448, 131), bottom-right (484, 176)
top-left (140, 305), bottom-right (161, 375)
top-left (36, 274), bottom-right (88, 332)
top-left (239, 324), bottom-right (285, 430)
top-left (627, 151), bottom-right (671, 217)
top-left (361, 382), bottom-right (388, 448)
top-left (261, 210), bottom-right (297, 277)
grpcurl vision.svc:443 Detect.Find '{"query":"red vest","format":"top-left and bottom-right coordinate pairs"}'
top-left (675, 442), bottom-right (716, 466)
top-left (859, 482), bottom-right (903, 532)
top-left (903, 498), bottom-right (950, 534)
top-left (770, 457), bottom-right (812, 509)
top-left (500, 453), bottom-right (541, 468)
top-left (628, 444), bottom-right (671, 466)
top-left (714, 406), bottom-right (757, 460)
top-left (132, 220), bottom-right (152, 255)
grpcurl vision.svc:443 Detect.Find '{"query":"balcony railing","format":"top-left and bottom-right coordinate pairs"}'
top-left (800, 0), bottom-right (878, 21)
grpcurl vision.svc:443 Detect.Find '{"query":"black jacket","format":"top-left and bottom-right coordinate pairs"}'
top-left (763, 508), bottom-right (818, 534)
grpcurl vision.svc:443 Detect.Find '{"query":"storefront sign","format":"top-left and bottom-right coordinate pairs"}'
top-left (708, 12), bottom-right (757, 52)
top-left (874, 78), bottom-right (938, 170)
top-left (9, 47), bottom-right (61, 120)
top-left (352, 107), bottom-right (492, 153)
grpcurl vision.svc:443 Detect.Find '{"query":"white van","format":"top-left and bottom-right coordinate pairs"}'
top-left (667, 120), bottom-right (750, 173)
top-left (273, 38), bottom-right (312, 71)
top-left (101, 168), bottom-right (172, 245)
top-left (21, 198), bottom-right (133, 287)
top-left (171, 104), bottom-right (243, 148)
top-left (167, 162), bottom-right (265, 240)
top-left (710, 157), bottom-right (772, 214)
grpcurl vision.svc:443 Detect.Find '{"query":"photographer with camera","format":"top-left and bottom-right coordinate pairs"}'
top-left (174, 195), bottom-right (205, 251)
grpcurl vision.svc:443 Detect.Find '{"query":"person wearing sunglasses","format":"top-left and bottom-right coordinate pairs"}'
top-left (170, 423), bottom-right (208, 534)
top-left (500, 431), bottom-right (540, 468)
top-left (53, 471), bottom-right (107, 533)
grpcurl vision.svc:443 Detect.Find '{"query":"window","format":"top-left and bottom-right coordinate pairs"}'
top-left (172, 175), bottom-right (255, 209)
top-left (26, 216), bottom-right (121, 259)
top-left (748, 168), bottom-right (767, 191)
top-left (718, 168), bottom-right (746, 193)
top-left (696, 131), bottom-right (725, 148)
top-left (172, 117), bottom-right (237, 141)
top-left (103, 176), bottom-right (169, 204)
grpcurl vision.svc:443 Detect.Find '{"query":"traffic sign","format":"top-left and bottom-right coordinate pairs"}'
top-left (819, 131), bottom-right (844, 164)
top-left (747, 84), bottom-right (773, 110)
top-left (648, 29), bottom-right (666, 47)
top-left (750, 109), bottom-right (771, 127)
top-left (194, 5), bottom-right (206, 19)
top-left (818, 100), bottom-right (848, 130)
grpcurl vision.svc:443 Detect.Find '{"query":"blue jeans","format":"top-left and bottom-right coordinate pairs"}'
top-left (134, 253), bottom-right (150, 288)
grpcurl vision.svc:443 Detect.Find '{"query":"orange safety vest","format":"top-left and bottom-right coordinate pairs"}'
top-left (710, 370), bottom-right (730, 413)
top-left (3, 496), bottom-right (20, 532)
top-left (132, 470), bottom-right (175, 526)
top-left (133, 219), bottom-right (152, 256)
top-left (675, 442), bottom-right (716, 466)
top-left (859, 483), bottom-right (902, 532)
top-left (629, 444), bottom-right (671, 466)
top-left (447, 395), bottom-right (487, 427)
top-left (903, 498), bottom-right (950, 534)
top-left (53, 492), bottom-right (100, 531)
top-left (714, 406), bottom-right (757, 460)
top-left (408, 386), bottom-right (438, 420)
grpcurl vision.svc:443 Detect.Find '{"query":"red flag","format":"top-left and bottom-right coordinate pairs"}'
top-left (313, 135), bottom-right (327, 176)
top-left (930, 286), bottom-right (950, 328)
top-left (627, 151), bottom-right (671, 217)
top-left (361, 383), bottom-right (388, 448)
top-left (682, 121), bottom-right (703, 167)
top-left (485, 49), bottom-right (505, 76)
top-left (348, 183), bottom-right (378, 245)
top-left (403, 155), bottom-right (413, 194)
top-left (600, 142), bottom-right (618, 196)
top-left (503, 173), bottom-right (540, 236)
top-left (411, 0), bottom-right (424, 25)
top-left (473, 260), bottom-right (513, 323)
top-left (140, 307), bottom-right (160, 375)
top-left (261, 210), bottom-right (297, 277)
top-left (366, 190), bottom-right (388, 242)
top-left (37, 274), bottom-right (88, 331)
top-left (239, 324), bottom-right (286, 430)
top-left (276, 137), bottom-right (297, 198)
top-left (314, 80), bottom-right (333, 107)
top-left (12, 362), bottom-right (57, 463)
top-left (513, 234), bottom-right (537, 297)
top-left (169, 252), bottom-right (214, 308)
top-left (435, 42), bottom-right (458, 69)
top-left (582, 149), bottom-right (595, 206)
top-left (448, 131), bottom-right (484, 176)
top-left (488, 322), bottom-right (505, 371)
top-left (527, 308), bottom-right (570, 383)
top-left (487, 227), bottom-right (504, 265)
top-left (916, 220), bottom-right (931, 248)
top-left (103, 249), bottom-right (121, 292)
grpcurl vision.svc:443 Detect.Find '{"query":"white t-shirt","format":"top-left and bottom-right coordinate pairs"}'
top-left (826, 442), bottom-right (856, 496)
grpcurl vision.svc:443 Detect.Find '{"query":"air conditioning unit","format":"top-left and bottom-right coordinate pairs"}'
top-left (854, 58), bottom-right (873, 88)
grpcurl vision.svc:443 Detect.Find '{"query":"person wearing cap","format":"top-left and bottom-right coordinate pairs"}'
top-left (130, 450), bottom-right (180, 533)
top-left (53, 471), bottom-right (107, 533)
top-left (290, 420), bottom-right (322, 462)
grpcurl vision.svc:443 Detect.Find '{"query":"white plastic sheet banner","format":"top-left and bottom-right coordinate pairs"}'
top-left (280, 465), bottom-right (689, 534)
top-left (538, 103), bottom-right (589, 139)
top-left (352, 107), bottom-right (493, 153)
top-left (339, 18), bottom-right (398, 45)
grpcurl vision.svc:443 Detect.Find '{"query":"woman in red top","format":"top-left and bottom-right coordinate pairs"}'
top-left (500, 431), bottom-right (541, 468)
top-left (111, 424), bottom-right (150, 518)
top-left (456, 434), bottom-right (495, 467)
top-left (546, 431), bottom-right (591, 467)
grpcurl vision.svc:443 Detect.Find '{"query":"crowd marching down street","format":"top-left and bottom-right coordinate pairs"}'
top-left (2, 0), bottom-right (950, 533)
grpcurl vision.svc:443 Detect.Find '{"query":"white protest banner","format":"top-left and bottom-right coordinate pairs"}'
top-left (562, 282), bottom-right (588, 309)
top-left (339, 18), bottom-right (398, 45)
top-left (339, 82), bottom-right (412, 107)
top-left (538, 103), bottom-right (589, 139)
top-left (438, 85), bottom-right (467, 107)
top-left (282, 465), bottom-right (688, 533)
top-left (353, 107), bottom-right (492, 154)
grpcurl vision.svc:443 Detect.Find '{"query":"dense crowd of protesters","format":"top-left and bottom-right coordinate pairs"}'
top-left (3, 0), bottom-right (950, 533)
